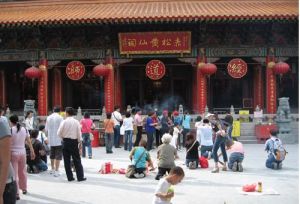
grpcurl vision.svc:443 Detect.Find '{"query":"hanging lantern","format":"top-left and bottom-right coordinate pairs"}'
top-left (93, 64), bottom-right (110, 76)
top-left (197, 62), bottom-right (206, 69)
top-left (24, 66), bottom-right (41, 79)
top-left (200, 63), bottom-right (217, 75)
top-left (273, 62), bottom-right (290, 75)
top-left (267, 61), bottom-right (276, 69)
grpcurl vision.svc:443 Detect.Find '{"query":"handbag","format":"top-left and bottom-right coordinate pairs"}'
top-left (89, 132), bottom-right (94, 141)
top-left (41, 133), bottom-right (50, 155)
top-left (125, 149), bottom-right (146, 178)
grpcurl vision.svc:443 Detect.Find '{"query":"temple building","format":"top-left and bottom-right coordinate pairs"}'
top-left (0, 0), bottom-right (298, 115)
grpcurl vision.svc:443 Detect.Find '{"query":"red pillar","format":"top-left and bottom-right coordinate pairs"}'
top-left (52, 69), bottom-right (62, 108)
top-left (105, 57), bottom-right (115, 113)
top-left (0, 70), bottom-right (6, 106)
top-left (266, 56), bottom-right (277, 114)
top-left (253, 65), bottom-right (263, 109)
top-left (38, 59), bottom-right (48, 116)
top-left (196, 53), bottom-right (207, 114)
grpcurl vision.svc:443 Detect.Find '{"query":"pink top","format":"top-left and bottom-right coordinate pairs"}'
top-left (228, 141), bottom-right (244, 154)
top-left (80, 118), bottom-right (93, 133)
top-left (11, 126), bottom-right (29, 155)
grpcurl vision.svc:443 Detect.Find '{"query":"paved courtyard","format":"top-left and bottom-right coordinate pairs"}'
top-left (17, 143), bottom-right (298, 204)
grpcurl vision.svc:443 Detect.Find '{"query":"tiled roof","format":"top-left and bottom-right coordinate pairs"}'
top-left (0, 0), bottom-right (298, 27)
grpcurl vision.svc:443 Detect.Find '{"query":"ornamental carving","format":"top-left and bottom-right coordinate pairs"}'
top-left (145, 60), bottom-right (166, 80)
top-left (227, 58), bottom-right (247, 78)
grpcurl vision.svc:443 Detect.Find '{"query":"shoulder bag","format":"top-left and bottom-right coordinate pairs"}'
top-left (126, 149), bottom-right (146, 178)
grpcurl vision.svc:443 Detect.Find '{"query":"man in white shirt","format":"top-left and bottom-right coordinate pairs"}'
top-left (57, 107), bottom-right (86, 182)
top-left (112, 106), bottom-right (123, 148)
top-left (45, 106), bottom-right (63, 177)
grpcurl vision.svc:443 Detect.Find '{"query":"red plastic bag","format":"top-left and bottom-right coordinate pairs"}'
top-left (242, 184), bottom-right (257, 192)
top-left (99, 162), bottom-right (113, 174)
top-left (199, 156), bottom-right (209, 168)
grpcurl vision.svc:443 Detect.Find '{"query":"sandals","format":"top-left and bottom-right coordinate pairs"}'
top-left (211, 167), bottom-right (219, 173)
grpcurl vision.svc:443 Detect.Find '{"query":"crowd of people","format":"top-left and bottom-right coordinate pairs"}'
top-left (0, 105), bottom-right (287, 204)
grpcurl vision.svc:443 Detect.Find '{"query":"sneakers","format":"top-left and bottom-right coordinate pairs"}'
top-left (207, 151), bottom-right (212, 160)
top-left (278, 162), bottom-right (282, 169)
top-left (22, 190), bottom-right (27, 195)
top-left (238, 162), bottom-right (243, 172)
top-left (54, 171), bottom-right (61, 177)
top-left (211, 167), bottom-right (219, 173)
top-left (188, 161), bottom-right (197, 169)
top-left (232, 162), bottom-right (238, 172)
top-left (134, 173), bottom-right (145, 178)
top-left (88, 156), bottom-right (92, 159)
top-left (49, 169), bottom-right (55, 175)
top-left (222, 166), bottom-right (227, 171)
top-left (272, 162), bottom-right (278, 170)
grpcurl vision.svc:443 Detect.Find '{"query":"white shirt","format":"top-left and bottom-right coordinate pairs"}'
top-left (112, 111), bottom-right (122, 126)
top-left (45, 112), bottom-right (63, 146)
top-left (152, 178), bottom-right (172, 204)
top-left (25, 117), bottom-right (34, 130)
top-left (37, 131), bottom-right (48, 144)
top-left (198, 125), bottom-right (213, 146)
top-left (57, 117), bottom-right (82, 142)
top-left (170, 127), bottom-right (180, 148)
top-left (123, 117), bottom-right (134, 131)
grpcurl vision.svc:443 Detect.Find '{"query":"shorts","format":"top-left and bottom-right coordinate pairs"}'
top-left (50, 145), bottom-right (63, 160)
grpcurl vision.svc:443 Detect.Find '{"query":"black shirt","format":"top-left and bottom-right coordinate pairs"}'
top-left (185, 140), bottom-right (200, 160)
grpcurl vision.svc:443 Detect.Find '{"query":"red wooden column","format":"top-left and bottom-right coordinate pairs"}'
top-left (197, 52), bottom-right (207, 114)
top-left (105, 57), bottom-right (115, 113)
top-left (38, 59), bottom-right (48, 116)
top-left (266, 55), bottom-right (277, 114)
top-left (52, 69), bottom-right (62, 108)
top-left (0, 70), bottom-right (6, 106)
top-left (253, 65), bottom-right (263, 109)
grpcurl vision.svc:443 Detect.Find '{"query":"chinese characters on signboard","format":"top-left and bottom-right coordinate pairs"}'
top-left (66, 61), bottom-right (85, 80)
top-left (146, 60), bottom-right (166, 80)
top-left (119, 32), bottom-right (191, 54)
top-left (227, 58), bottom-right (248, 78)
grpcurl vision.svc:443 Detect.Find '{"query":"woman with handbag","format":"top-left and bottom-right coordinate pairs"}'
top-left (185, 133), bottom-right (200, 169)
top-left (80, 112), bottom-right (95, 159)
top-left (128, 139), bottom-right (154, 178)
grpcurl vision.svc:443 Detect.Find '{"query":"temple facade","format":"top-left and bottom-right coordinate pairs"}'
top-left (0, 0), bottom-right (298, 115)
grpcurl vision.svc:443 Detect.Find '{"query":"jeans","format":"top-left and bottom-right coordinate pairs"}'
top-left (212, 136), bottom-right (228, 163)
top-left (105, 133), bottom-right (114, 153)
top-left (36, 160), bottom-right (48, 171)
top-left (185, 158), bottom-right (199, 168)
top-left (266, 154), bottom-right (282, 169)
top-left (134, 126), bottom-right (143, 146)
top-left (227, 125), bottom-right (233, 139)
top-left (200, 145), bottom-right (213, 158)
top-left (228, 152), bottom-right (244, 169)
top-left (82, 133), bottom-right (92, 157)
top-left (155, 129), bottom-right (162, 147)
top-left (114, 125), bottom-right (120, 147)
top-left (3, 181), bottom-right (17, 204)
top-left (146, 132), bottom-right (155, 151)
top-left (124, 130), bottom-right (133, 151)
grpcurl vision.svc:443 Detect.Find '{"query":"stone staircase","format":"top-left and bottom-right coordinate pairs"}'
top-left (238, 122), bottom-right (258, 144)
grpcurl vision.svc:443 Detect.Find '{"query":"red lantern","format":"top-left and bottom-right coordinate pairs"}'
top-left (24, 66), bottom-right (41, 79)
top-left (93, 64), bottom-right (110, 76)
top-left (200, 63), bottom-right (217, 75)
top-left (273, 62), bottom-right (290, 75)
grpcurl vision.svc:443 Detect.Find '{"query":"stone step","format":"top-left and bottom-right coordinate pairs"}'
top-left (238, 136), bottom-right (257, 140)
top-left (237, 139), bottom-right (258, 144)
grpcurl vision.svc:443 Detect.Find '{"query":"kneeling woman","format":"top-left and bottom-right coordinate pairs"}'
top-left (129, 139), bottom-right (154, 178)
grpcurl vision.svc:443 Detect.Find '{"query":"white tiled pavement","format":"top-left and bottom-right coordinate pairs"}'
top-left (17, 144), bottom-right (298, 204)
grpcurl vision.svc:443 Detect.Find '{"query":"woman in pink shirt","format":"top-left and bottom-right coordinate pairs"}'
top-left (225, 140), bottom-right (244, 172)
top-left (80, 112), bottom-right (95, 159)
top-left (9, 114), bottom-right (35, 200)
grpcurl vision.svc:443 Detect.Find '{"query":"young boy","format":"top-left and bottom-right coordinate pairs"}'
top-left (225, 139), bottom-right (244, 172)
top-left (152, 166), bottom-right (185, 204)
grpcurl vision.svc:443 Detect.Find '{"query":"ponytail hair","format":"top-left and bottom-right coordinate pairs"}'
top-left (9, 114), bottom-right (21, 132)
